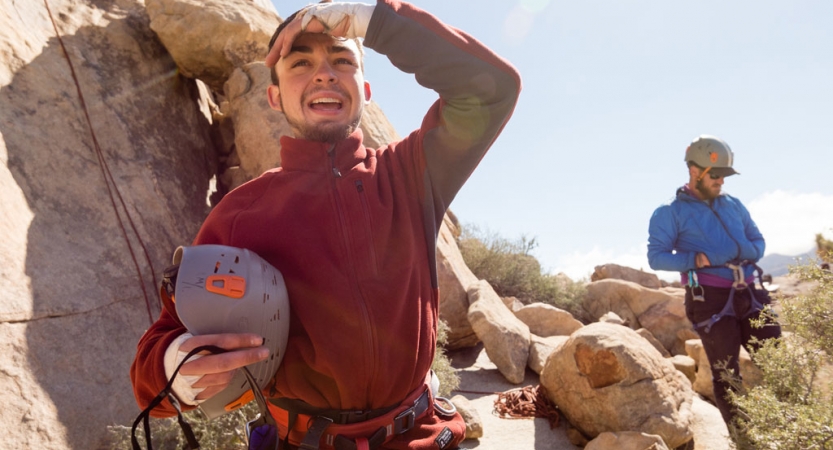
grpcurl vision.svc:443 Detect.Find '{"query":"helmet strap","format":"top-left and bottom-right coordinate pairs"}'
top-left (696, 166), bottom-right (712, 182)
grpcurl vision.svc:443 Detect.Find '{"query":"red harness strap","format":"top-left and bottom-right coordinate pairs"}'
top-left (268, 382), bottom-right (432, 450)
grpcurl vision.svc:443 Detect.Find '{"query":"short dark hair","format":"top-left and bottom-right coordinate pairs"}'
top-left (268, 9), bottom-right (303, 86)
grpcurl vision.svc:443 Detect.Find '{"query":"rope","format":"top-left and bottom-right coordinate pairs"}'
top-left (493, 385), bottom-right (560, 429)
top-left (43, 0), bottom-right (159, 324)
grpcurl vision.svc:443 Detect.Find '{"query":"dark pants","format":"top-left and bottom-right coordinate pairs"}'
top-left (685, 284), bottom-right (782, 423)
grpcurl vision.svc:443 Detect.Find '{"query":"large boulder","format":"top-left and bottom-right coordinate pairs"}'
top-left (145, 0), bottom-right (281, 92)
top-left (467, 280), bottom-right (530, 383)
top-left (541, 323), bottom-right (694, 449)
top-left (592, 264), bottom-right (662, 289)
top-left (514, 303), bottom-right (583, 337)
top-left (528, 334), bottom-right (569, 374)
top-left (437, 213), bottom-right (480, 349)
top-left (584, 279), bottom-right (692, 355)
top-left (584, 431), bottom-right (669, 450)
top-left (0, 0), bottom-right (217, 447)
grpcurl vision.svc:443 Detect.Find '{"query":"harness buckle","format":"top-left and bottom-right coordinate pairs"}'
top-left (727, 263), bottom-right (747, 289)
top-left (394, 408), bottom-right (416, 435)
top-left (692, 285), bottom-right (705, 302)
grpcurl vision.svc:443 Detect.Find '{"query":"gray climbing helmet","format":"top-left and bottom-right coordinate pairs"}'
top-left (172, 244), bottom-right (290, 419)
top-left (684, 135), bottom-right (739, 177)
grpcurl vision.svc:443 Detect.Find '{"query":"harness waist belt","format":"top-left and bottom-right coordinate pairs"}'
top-left (268, 384), bottom-right (432, 450)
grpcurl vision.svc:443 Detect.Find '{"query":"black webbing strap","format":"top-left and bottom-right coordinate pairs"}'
top-left (131, 345), bottom-right (223, 449)
top-left (131, 344), bottom-right (276, 450)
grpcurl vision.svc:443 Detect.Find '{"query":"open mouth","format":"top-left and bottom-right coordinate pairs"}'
top-left (309, 97), bottom-right (343, 111)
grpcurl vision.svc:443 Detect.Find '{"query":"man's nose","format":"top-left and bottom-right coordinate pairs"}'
top-left (314, 62), bottom-right (337, 83)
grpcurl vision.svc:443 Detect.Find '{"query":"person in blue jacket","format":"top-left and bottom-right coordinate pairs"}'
top-left (647, 135), bottom-right (781, 424)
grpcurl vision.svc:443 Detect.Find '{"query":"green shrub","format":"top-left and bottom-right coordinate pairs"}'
top-left (432, 319), bottom-right (460, 397)
top-left (106, 402), bottom-right (256, 449)
top-left (458, 225), bottom-right (588, 322)
top-left (728, 256), bottom-right (833, 449)
top-left (817, 233), bottom-right (833, 264)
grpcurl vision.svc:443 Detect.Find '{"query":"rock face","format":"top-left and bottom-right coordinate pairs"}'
top-left (541, 323), bottom-right (694, 449)
top-left (1, 0), bottom-right (217, 448)
top-left (0, 0), bottom-right (400, 448)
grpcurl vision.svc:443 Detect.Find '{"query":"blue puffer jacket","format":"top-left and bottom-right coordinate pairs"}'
top-left (648, 187), bottom-right (765, 283)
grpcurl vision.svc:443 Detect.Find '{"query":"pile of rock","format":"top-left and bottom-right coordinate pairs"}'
top-left (436, 246), bottom-right (755, 449)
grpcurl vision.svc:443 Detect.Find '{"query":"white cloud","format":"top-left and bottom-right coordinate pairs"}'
top-left (747, 190), bottom-right (833, 256)
top-left (549, 245), bottom-right (678, 283)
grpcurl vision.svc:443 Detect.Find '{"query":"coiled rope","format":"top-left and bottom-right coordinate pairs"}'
top-left (455, 384), bottom-right (561, 429)
top-left (494, 384), bottom-right (560, 429)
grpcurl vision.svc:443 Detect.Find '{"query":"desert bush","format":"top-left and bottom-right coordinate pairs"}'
top-left (817, 233), bottom-right (833, 265)
top-left (432, 319), bottom-right (460, 397)
top-left (458, 225), bottom-right (588, 321)
top-left (107, 401), bottom-right (256, 449)
top-left (728, 256), bottom-right (833, 449)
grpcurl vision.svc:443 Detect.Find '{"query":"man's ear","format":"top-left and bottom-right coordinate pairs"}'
top-left (267, 84), bottom-right (283, 111)
top-left (688, 165), bottom-right (698, 179)
top-left (363, 81), bottom-right (372, 104)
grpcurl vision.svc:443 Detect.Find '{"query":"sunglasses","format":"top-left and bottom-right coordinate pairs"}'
top-left (708, 172), bottom-right (724, 180)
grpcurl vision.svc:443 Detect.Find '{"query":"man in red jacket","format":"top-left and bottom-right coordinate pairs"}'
top-left (131, 1), bottom-right (520, 449)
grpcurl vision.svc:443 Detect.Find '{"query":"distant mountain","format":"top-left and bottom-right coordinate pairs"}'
top-left (758, 249), bottom-right (818, 276)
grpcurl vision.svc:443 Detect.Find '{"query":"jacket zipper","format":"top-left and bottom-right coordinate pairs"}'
top-left (354, 180), bottom-right (379, 276)
top-left (707, 199), bottom-right (742, 261)
top-left (327, 146), bottom-right (377, 397)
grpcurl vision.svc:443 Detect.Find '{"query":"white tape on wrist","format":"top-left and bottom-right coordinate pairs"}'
top-left (163, 332), bottom-right (206, 406)
top-left (300, 2), bottom-right (374, 39)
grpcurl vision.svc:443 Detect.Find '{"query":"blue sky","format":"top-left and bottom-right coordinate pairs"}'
top-left (269, 0), bottom-right (833, 280)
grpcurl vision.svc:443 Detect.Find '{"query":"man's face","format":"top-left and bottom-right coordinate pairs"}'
top-left (695, 169), bottom-right (725, 200)
top-left (267, 33), bottom-right (371, 143)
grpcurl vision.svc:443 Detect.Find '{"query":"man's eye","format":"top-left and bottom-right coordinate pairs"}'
top-left (291, 60), bottom-right (310, 68)
top-left (335, 58), bottom-right (356, 66)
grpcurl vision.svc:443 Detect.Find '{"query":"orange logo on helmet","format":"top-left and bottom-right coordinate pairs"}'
top-left (709, 152), bottom-right (719, 163)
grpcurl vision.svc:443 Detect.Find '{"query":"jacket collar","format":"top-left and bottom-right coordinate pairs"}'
top-left (279, 129), bottom-right (367, 174)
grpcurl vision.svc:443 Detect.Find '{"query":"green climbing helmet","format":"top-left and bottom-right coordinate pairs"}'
top-left (684, 135), bottom-right (739, 177)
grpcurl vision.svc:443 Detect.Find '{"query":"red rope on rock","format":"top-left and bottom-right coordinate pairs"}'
top-left (43, 0), bottom-right (158, 324)
top-left (494, 384), bottom-right (561, 429)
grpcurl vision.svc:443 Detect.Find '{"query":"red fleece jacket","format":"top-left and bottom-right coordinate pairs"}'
top-left (131, 0), bottom-right (520, 447)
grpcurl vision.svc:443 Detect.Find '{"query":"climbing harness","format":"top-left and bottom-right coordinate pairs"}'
top-left (691, 260), bottom-right (769, 334)
top-left (265, 373), bottom-right (458, 450)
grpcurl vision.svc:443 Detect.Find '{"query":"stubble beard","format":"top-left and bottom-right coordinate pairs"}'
top-left (294, 117), bottom-right (361, 143)
top-left (695, 179), bottom-right (720, 200)
top-left (281, 92), bottom-right (363, 143)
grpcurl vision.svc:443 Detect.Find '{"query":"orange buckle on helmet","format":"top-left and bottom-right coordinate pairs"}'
top-left (206, 274), bottom-right (246, 298)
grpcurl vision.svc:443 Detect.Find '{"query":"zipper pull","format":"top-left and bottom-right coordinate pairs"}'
top-left (327, 144), bottom-right (341, 178)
